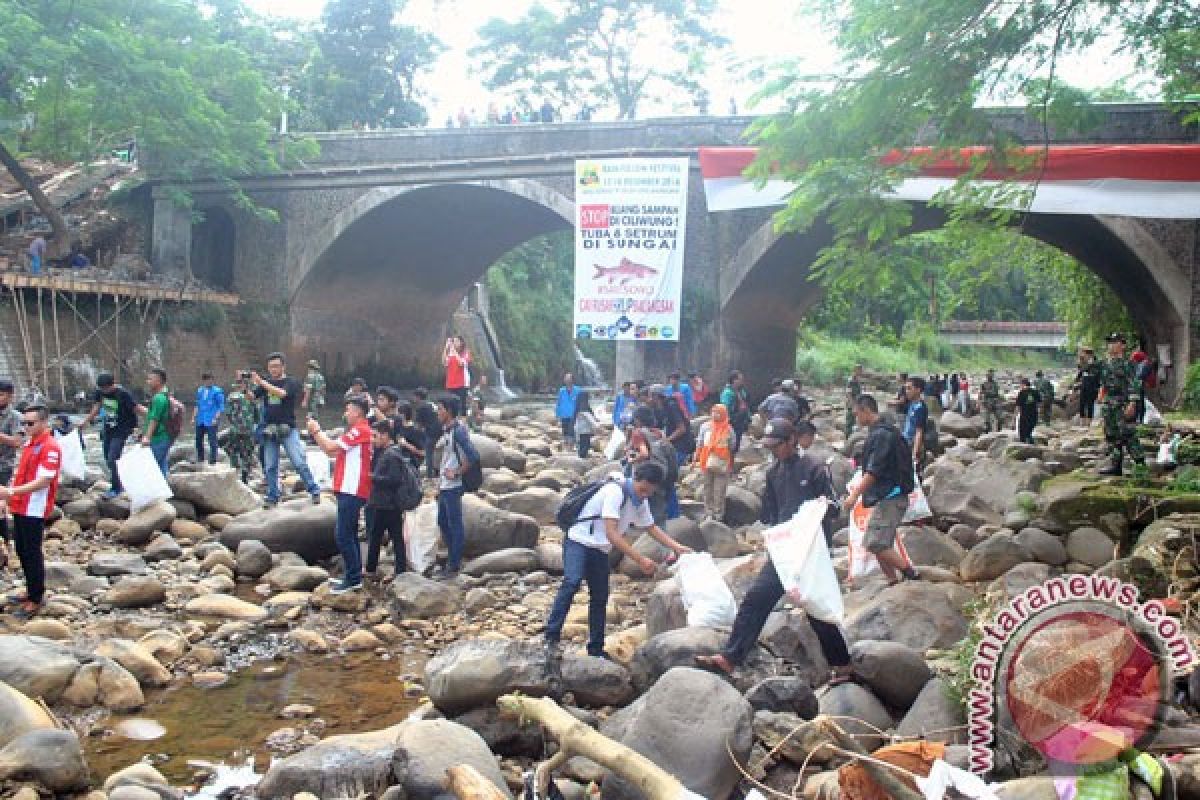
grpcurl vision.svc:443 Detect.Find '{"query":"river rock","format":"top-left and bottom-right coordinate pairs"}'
top-left (844, 583), bottom-right (971, 650)
top-left (394, 719), bottom-right (513, 799)
top-left (168, 467), bottom-right (260, 515)
top-left (144, 534), bottom-right (183, 562)
top-left (743, 677), bottom-right (819, 719)
top-left (817, 682), bottom-right (893, 752)
top-left (0, 635), bottom-right (81, 702)
top-left (462, 495), bottom-right (539, 556)
top-left (103, 762), bottom-right (171, 794)
top-left (22, 619), bottom-right (70, 640)
top-left (218, 500), bottom-right (339, 562)
top-left (723, 486), bottom-right (761, 526)
top-left (116, 501), bottom-right (177, 546)
top-left (236, 539), bottom-right (274, 579)
top-left (0, 680), bottom-right (56, 748)
top-left (184, 594), bottom-right (267, 622)
top-left (62, 496), bottom-right (100, 528)
top-left (600, 667), bottom-right (752, 800)
top-left (630, 627), bottom-right (725, 692)
top-left (482, 468), bottom-right (522, 495)
top-left (425, 638), bottom-right (556, 716)
top-left (699, 518), bottom-right (740, 558)
top-left (534, 542), bottom-right (564, 574)
top-left (1066, 526), bottom-right (1116, 567)
top-left (391, 572), bottom-right (461, 619)
top-left (102, 577), bottom-right (166, 610)
top-left (94, 639), bottom-right (171, 688)
top-left (265, 565), bottom-right (329, 592)
top-left (850, 640), bottom-right (932, 710)
top-left (44, 560), bottom-right (85, 588)
top-left (501, 447), bottom-right (528, 474)
top-left (312, 582), bottom-right (369, 613)
top-left (896, 526), bottom-right (966, 569)
top-left (993, 562), bottom-right (1052, 599)
top-left (493, 487), bottom-right (562, 525)
top-left (938, 411), bottom-right (984, 439)
top-left (62, 657), bottom-right (144, 710)
top-left (138, 630), bottom-right (189, 663)
top-left (88, 552), bottom-right (148, 577)
top-left (471, 434), bottom-right (506, 470)
top-left (960, 534), bottom-right (1035, 582)
top-left (256, 724), bottom-right (404, 799)
top-left (1013, 527), bottom-right (1068, 566)
top-left (463, 548), bottom-right (540, 577)
top-left (0, 729), bottom-right (90, 792)
top-left (896, 677), bottom-right (967, 743)
top-left (561, 654), bottom-right (635, 707)
top-left (926, 458), bottom-right (1047, 528)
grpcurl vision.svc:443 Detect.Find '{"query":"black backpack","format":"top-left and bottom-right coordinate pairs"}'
top-left (893, 425), bottom-right (916, 494)
top-left (556, 477), bottom-right (626, 532)
top-left (640, 428), bottom-right (679, 486)
top-left (395, 457), bottom-right (423, 511)
top-left (451, 424), bottom-right (484, 492)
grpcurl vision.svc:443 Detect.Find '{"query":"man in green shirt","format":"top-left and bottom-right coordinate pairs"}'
top-left (141, 368), bottom-right (172, 476)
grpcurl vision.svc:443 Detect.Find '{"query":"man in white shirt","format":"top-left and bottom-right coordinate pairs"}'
top-left (543, 462), bottom-right (691, 659)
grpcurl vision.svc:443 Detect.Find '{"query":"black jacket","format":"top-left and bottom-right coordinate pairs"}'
top-left (761, 452), bottom-right (836, 540)
top-left (860, 420), bottom-right (911, 507)
top-left (368, 445), bottom-right (411, 510)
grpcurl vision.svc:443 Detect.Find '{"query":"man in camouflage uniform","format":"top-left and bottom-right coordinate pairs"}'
top-left (844, 364), bottom-right (863, 438)
top-left (301, 359), bottom-right (326, 416)
top-left (1034, 371), bottom-right (1054, 424)
top-left (980, 369), bottom-right (1003, 433)
top-left (1098, 332), bottom-right (1145, 476)
top-left (226, 378), bottom-right (259, 483)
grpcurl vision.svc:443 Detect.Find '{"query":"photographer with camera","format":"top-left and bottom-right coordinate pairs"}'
top-left (251, 353), bottom-right (321, 507)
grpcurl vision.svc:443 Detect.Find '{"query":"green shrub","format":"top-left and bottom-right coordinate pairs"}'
top-left (1183, 362), bottom-right (1200, 412)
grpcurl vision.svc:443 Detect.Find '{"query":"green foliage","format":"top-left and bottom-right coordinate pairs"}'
top-left (943, 596), bottom-right (995, 713)
top-left (1175, 439), bottom-right (1200, 467)
top-left (1169, 466), bottom-right (1200, 494)
top-left (1182, 362), bottom-right (1200, 412)
top-left (471, 0), bottom-right (728, 119)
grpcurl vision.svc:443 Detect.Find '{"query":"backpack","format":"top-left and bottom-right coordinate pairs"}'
top-left (640, 428), bottom-right (679, 486)
top-left (165, 395), bottom-right (185, 441)
top-left (452, 424), bottom-right (483, 492)
top-left (894, 427), bottom-right (916, 495)
top-left (922, 413), bottom-right (940, 453)
top-left (556, 477), bottom-right (626, 533)
top-left (395, 454), bottom-right (424, 511)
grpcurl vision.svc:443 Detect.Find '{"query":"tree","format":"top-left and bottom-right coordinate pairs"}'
top-left (747, 0), bottom-right (1199, 294)
top-left (472, 0), bottom-right (729, 120)
top-left (303, 0), bottom-right (440, 130)
top-left (0, 0), bottom-right (290, 256)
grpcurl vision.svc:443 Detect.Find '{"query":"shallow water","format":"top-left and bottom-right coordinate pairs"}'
top-left (85, 650), bottom-right (427, 795)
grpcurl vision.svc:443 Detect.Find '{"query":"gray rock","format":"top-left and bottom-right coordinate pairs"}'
top-left (88, 552), bottom-right (149, 577)
top-left (947, 523), bottom-right (986, 550)
top-left (43, 561), bottom-right (85, 588)
top-left (0, 636), bottom-right (81, 702)
top-left (992, 562), bottom-right (1052, 600)
top-left (561, 655), bottom-right (634, 708)
top-left (471, 434), bottom-right (507, 470)
top-left (391, 572), bottom-right (462, 619)
top-left (699, 518), bottom-right (740, 558)
top-left (534, 542), bottom-right (564, 574)
top-left (393, 719), bottom-right (513, 799)
top-left (0, 680), bottom-right (56, 748)
top-left (0, 729), bottom-right (90, 792)
top-left (1066, 526), bottom-right (1116, 567)
top-left (817, 682), bottom-right (893, 752)
top-left (219, 500), bottom-right (339, 563)
top-left (461, 495), bottom-right (540, 557)
top-left (462, 548), bottom-right (540, 577)
top-left (743, 677), bottom-right (818, 719)
top-left (630, 627), bottom-right (725, 693)
top-left (664, 516), bottom-right (707, 552)
top-left (896, 526), bottom-right (966, 569)
top-left (601, 668), bottom-right (752, 800)
top-left (143, 534), bottom-right (183, 562)
top-left (116, 501), bottom-right (177, 546)
top-left (235, 539), bottom-right (274, 579)
top-left (463, 587), bottom-right (499, 613)
top-left (265, 565), bottom-right (329, 592)
top-left (1013, 527), bottom-right (1068, 566)
top-left (168, 467), bottom-right (260, 515)
top-left (850, 640), bottom-right (932, 710)
top-left (62, 497), bottom-right (99, 529)
top-left (723, 486), bottom-right (761, 527)
top-left (895, 677), bottom-right (966, 743)
top-left (453, 707), bottom-right (544, 758)
top-left (926, 458), bottom-right (1047, 528)
top-left (960, 534), bottom-right (1035, 582)
top-left (938, 411), bottom-right (984, 439)
top-left (426, 638), bottom-right (555, 716)
top-left (645, 579), bottom-right (687, 638)
top-left (493, 487), bottom-right (562, 525)
top-left (103, 576), bottom-right (167, 609)
top-left (844, 582), bottom-right (971, 651)
top-left (256, 724), bottom-right (403, 799)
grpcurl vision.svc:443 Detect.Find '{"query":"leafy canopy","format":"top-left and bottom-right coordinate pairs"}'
top-left (472, 0), bottom-right (729, 119)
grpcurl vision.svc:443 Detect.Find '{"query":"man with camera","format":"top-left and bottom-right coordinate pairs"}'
top-left (251, 352), bottom-right (321, 507)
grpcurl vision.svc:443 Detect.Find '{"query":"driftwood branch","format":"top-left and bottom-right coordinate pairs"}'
top-left (445, 764), bottom-right (509, 800)
top-left (816, 717), bottom-right (924, 800)
top-left (497, 693), bottom-right (685, 800)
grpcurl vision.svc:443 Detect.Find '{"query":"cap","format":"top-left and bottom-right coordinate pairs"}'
top-left (307, 359), bottom-right (321, 369)
top-left (351, 376), bottom-right (367, 386)
top-left (762, 419), bottom-right (795, 445)
top-left (1105, 332), bottom-right (1127, 343)
top-left (781, 379), bottom-right (796, 390)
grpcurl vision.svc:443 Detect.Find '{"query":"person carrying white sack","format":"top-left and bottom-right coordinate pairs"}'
top-left (696, 418), bottom-right (855, 686)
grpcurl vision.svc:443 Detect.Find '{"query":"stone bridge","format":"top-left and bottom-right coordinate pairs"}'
top-left (151, 104), bottom-right (1200, 394)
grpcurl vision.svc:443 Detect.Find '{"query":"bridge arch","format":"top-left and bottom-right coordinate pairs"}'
top-left (288, 178), bottom-right (573, 383)
top-left (719, 210), bottom-right (1191, 392)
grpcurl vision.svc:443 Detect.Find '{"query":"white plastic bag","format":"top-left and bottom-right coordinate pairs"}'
top-left (1157, 434), bottom-right (1180, 466)
top-left (1144, 399), bottom-right (1164, 427)
top-left (847, 497), bottom-right (913, 584)
top-left (675, 552), bottom-right (736, 628)
top-left (55, 430), bottom-right (86, 482)
top-left (116, 445), bottom-right (172, 513)
top-left (604, 426), bottom-right (626, 462)
top-left (903, 474), bottom-right (933, 523)
top-left (405, 502), bottom-right (441, 575)
top-left (306, 450), bottom-right (331, 489)
top-left (762, 498), bottom-right (843, 624)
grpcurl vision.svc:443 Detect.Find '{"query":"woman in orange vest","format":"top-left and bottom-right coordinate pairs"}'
top-left (696, 404), bottom-right (734, 521)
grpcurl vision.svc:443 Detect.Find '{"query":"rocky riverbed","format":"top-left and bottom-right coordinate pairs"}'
top-left (1, 389), bottom-right (1199, 800)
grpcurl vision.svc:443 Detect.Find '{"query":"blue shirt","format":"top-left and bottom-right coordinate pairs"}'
top-left (612, 393), bottom-right (636, 426)
top-left (555, 386), bottom-right (580, 420)
top-left (195, 385), bottom-right (226, 427)
top-left (902, 400), bottom-right (927, 444)
top-left (664, 383), bottom-right (695, 416)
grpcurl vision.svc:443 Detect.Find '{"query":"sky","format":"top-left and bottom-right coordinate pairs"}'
top-left (243, 0), bottom-right (1143, 125)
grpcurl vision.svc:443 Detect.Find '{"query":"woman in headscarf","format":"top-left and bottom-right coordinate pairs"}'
top-left (696, 404), bottom-right (734, 522)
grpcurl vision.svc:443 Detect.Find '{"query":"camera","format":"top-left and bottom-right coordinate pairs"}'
top-left (238, 370), bottom-right (251, 380)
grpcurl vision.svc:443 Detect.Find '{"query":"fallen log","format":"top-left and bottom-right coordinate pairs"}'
top-left (445, 764), bottom-right (509, 800)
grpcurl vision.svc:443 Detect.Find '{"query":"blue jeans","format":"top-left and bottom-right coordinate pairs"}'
top-left (149, 439), bottom-right (171, 476)
top-left (335, 492), bottom-right (365, 586)
top-left (262, 428), bottom-right (319, 502)
top-left (195, 424), bottom-right (218, 464)
top-left (545, 538), bottom-right (610, 655)
top-left (436, 486), bottom-right (465, 571)
top-left (101, 432), bottom-right (128, 491)
top-left (29, 255), bottom-right (41, 276)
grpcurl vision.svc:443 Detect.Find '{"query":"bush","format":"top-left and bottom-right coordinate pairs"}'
top-left (1183, 362), bottom-right (1200, 412)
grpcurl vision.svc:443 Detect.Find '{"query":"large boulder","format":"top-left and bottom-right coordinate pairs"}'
top-left (493, 487), bottom-right (562, 525)
top-left (896, 678), bottom-right (967, 743)
top-left (1013, 527), bottom-right (1068, 566)
top-left (600, 668), bottom-right (753, 800)
top-left (0, 636), bottom-right (81, 703)
top-left (116, 501), bottom-right (177, 546)
top-left (168, 467), bottom-right (260, 515)
top-left (960, 534), bottom-right (1035, 582)
top-left (723, 486), bottom-right (761, 527)
top-left (462, 548), bottom-right (540, 577)
top-left (390, 573), bottom-right (462, 619)
top-left (61, 657), bottom-right (144, 711)
top-left (850, 640), bottom-right (932, 710)
top-left (896, 526), bottom-right (967, 569)
top-left (817, 683), bottom-right (894, 752)
top-left (393, 719), bottom-right (513, 799)
top-left (630, 627), bottom-right (725, 692)
top-left (102, 576), bottom-right (166, 609)
top-left (844, 583), bottom-right (971, 651)
top-left (235, 539), bottom-right (274, 579)
top-left (93, 640), bottom-right (171, 688)
top-left (0, 729), bottom-right (90, 793)
top-left (256, 724), bottom-right (403, 799)
top-left (1066, 526), bottom-right (1117, 568)
top-left (938, 411), bottom-right (984, 439)
top-left (0, 681), bottom-right (56, 748)
top-left (926, 458), bottom-right (1048, 528)
top-left (471, 434), bottom-right (506, 470)
top-left (219, 499), bottom-right (338, 563)
top-left (461, 495), bottom-right (539, 557)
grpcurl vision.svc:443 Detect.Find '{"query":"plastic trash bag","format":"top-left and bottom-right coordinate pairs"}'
top-left (405, 502), bottom-right (441, 575)
top-left (604, 426), bottom-right (626, 462)
top-left (306, 450), bottom-right (331, 490)
top-left (116, 445), bottom-right (172, 513)
top-left (675, 552), bottom-right (737, 628)
top-left (847, 500), bottom-right (913, 584)
top-left (763, 498), bottom-right (843, 624)
top-left (1143, 399), bottom-right (1164, 427)
top-left (55, 430), bottom-right (86, 482)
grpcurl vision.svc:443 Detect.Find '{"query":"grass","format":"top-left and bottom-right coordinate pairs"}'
top-left (793, 330), bottom-right (1067, 387)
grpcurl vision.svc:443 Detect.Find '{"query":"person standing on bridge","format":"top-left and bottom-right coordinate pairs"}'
top-left (443, 335), bottom-right (471, 412)
top-left (252, 352), bottom-right (322, 507)
top-left (27, 236), bottom-right (46, 276)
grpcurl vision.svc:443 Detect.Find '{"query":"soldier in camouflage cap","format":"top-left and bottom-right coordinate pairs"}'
top-left (980, 369), bottom-right (1003, 433)
top-left (1097, 332), bottom-right (1145, 476)
top-left (225, 376), bottom-right (259, 483)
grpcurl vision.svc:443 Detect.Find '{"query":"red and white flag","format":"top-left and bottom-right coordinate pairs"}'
top-left (699, 144), bottom-right (1200, 218)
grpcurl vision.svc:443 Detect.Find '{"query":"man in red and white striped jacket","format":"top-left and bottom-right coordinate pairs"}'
top-left (0, 404), bottom-right (62, 618)
top-left (308, 396), bottom-right (372, 594)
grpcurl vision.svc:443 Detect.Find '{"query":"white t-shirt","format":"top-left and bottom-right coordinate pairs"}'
top-left (567, 480), bottom-right (654, 552)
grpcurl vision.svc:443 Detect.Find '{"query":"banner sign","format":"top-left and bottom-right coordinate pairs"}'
top-left (574, 158), bottom-right (688, 341)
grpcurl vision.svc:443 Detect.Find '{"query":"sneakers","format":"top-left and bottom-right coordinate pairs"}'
top-left (310, 492), bottom-right (322, 505)
top-left (330, 580), bottom-right (362, 595)
top-left (102, 489), bottom-right (119, 500)
top-left (264, 498), bottom-right (279, 509)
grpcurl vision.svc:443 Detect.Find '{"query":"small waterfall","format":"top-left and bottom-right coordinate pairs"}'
top-left (491, 368), bottom-right (517, 401)
top-left (574, 345), bottom-right (609, 390)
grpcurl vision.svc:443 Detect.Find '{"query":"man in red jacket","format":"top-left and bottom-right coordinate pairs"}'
top-left (1, 404), bottom-right (62, 619)
top-left (308, 396), bottom-right (372, 594)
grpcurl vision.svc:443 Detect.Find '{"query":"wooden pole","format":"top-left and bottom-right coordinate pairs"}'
top-left (36, 287), bottom-right (49, 392)
top-left (444, 765), bottom-right (509, 800)
top-left (51, 288), bottom-right (64, 401)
